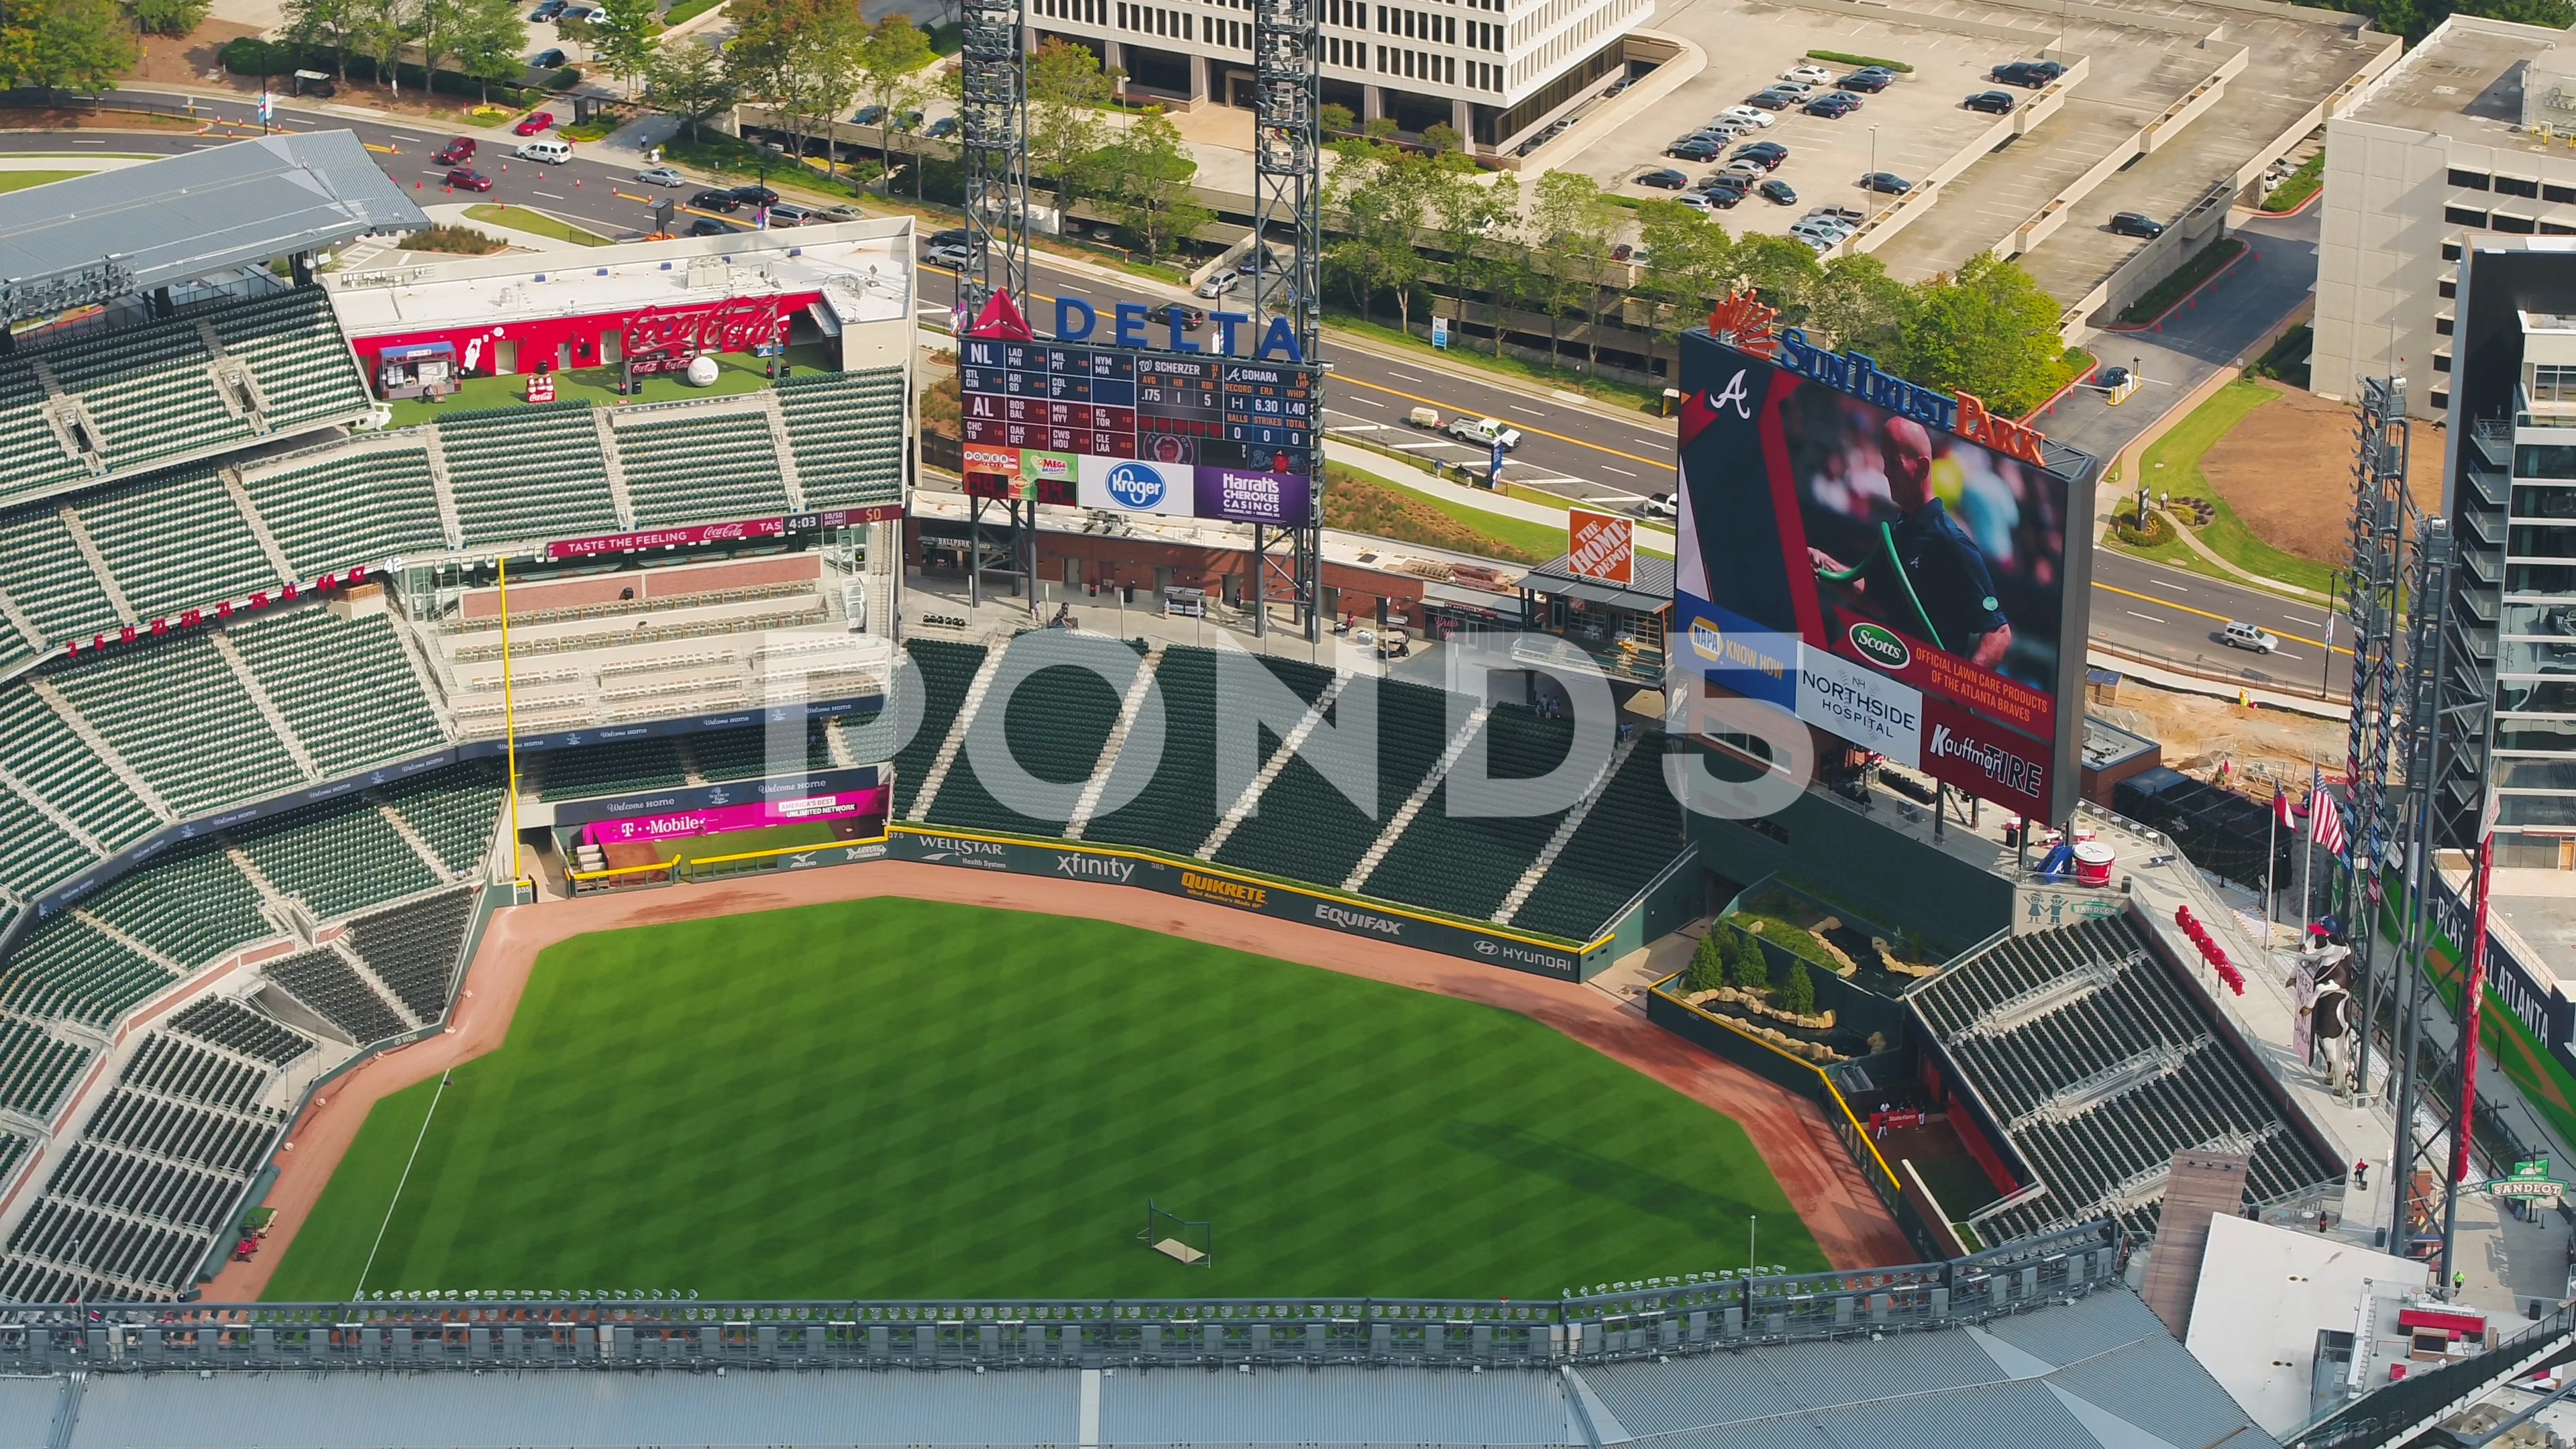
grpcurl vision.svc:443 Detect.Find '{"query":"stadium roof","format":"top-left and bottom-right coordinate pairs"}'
top-left (0, 131), bottom-right (425, 323)
top-left (11, 1289), bottom-right (2274, 1448)
top-left (1523, 552), bottom-right (1674, 612)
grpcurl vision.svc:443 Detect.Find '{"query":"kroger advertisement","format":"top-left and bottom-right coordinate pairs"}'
top-left (1676, 327), bottom-right (2094, 821)
top-left (1075, 455), bottom-right (1315, 527)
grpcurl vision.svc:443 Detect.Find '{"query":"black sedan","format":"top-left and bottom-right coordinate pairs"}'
top-left (1993, 59), bottom-right (2063, 87)
top-left (1147, 303), bottom-right (1208, 331)
top-left (1964, 90), bottom-right (2017, 114)
top-left (1758, 178), bottom-right (1799, 206)
top-left (1805, 93), bottom-right (1861, 117)
top-left (1666, 137), bottom-right (1723, 160)
top-left (1733, 142), bottom-right (1788, 169)
top-left (1837, 68), bottom-right (1892, 93)
top-left (690, 189), bottom-right (743, 212)
top-left (1636, 167), bottom-right (1689, 189)
top-left (1862, 172), bottom-right (1913, 194)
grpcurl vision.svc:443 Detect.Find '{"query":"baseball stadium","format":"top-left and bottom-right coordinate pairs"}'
top-left (0, 137), bottom-right (2459, 1449)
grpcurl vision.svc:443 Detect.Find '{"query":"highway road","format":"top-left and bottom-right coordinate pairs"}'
top-left (3, 90), bottom-right (2353, 697)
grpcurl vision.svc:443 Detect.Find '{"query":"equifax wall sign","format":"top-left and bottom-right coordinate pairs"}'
top-left (60, 565), bottom-right (371, 662)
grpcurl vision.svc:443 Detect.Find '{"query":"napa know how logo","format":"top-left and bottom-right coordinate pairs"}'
top-left (1847, 621), bottom-right (1913, 672)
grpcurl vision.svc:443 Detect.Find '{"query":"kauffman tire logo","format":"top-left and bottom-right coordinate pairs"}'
top-left (1103, 461), bottom-right (1173, 509)
top-left (1927, 722), bottom-right (2042, 799)
top-left (1316, 904), bottom-right (1403, 937)
top-left (1057, 853), bottom-right (1136, 884)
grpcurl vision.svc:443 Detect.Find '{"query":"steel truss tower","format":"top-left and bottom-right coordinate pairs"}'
top-left (957, 0), bottom-right (1035, 614)
top-left (1250, 0), bottom-right (1324, 641)
top-left (2344, 377), bottom-right (2415, 1104)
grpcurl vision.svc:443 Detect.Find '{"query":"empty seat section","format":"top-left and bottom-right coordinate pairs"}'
top-left (0, 508), bottom-right (119, 645)
top-left (0, 1014), bottom-right (92, 1118)
top-left (440, 402), bottom-right (619, 545)
top-left (41, 317), bottom-right (246, 471)
top-left (226, 605), bottom-right (445, 775)
top-left (1511, 744), bottom-right (1687, 942)
top-left (50, 635), bottom-right (303, 815)
top-left (0, 688), bottom-right (159, 852)
top-left (78, 845), bottom-right (268, 971)
top-left (166, 996), bottom-right (314, 1067)
top-left (120, 1034), bottom-right (268, 1113)
top-left (924, 655), bottom-right (1132, 837)
top-left (1213, 676), bottom-right (1447, 888)
top-left (893, 639), bottom-right (986, 816)
top-left (1, 914), bottom-right (178, 1028)
top-left (203, 286), bottom-right (373, 431)
top-left (0, 354), bottom-right (78, 506)
top-left (775, 370), bottom-right (903, 508)
top-left (1367, 707), bottom-right (1576, 920)
top-left (346, 886), bottom-right (476, 1020)
top-left (0, 779), bottom-right (96, 904)
top-left (74, 470), bottom-right (276, 621)
top-left (244, 445), bottom-right (447, 574)
top-left (686, 719), bottom-right (836, 782)
top-left (533, 738), bottom-right (689, 798)
top-left (617, 409), bottom-right (790, 527)
top-left (44, 1141), bottom-right (239, 1233)
top-left (233, 800), bottom-right (441, 920)
top-left (1084, 645), bottom-right (1232, 856)
top-left (378, 765), bottom-right (504, 875)
top-left (263, 947), bottom-right (403, 1044)
top-left (81, 1087), bottom-right (278, 1176)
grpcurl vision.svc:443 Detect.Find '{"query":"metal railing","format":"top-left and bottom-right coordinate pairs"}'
top-left (0, 1226), bottom-right (2123, 1374)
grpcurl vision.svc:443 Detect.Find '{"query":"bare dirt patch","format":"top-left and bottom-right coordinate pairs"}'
top-left (2199, 378), bottom-right (2441, 566)
top-left (2096, 686), bottom-right (2345, 790)
top-left (133, 19), bottom-right (261, 87)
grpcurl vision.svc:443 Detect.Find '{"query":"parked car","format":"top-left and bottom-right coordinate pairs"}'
top-left (1670, 192), bottom-right (1719, 213)
top-left (1640, 492), bottom-right (1678, 519)
top-left (1763, 80), bottom-right (1813, 97)
top-left (853, 105), bottom-right (886, 125)
top-left (1445, 415), bottom-right (1522, 451)
top-left (513, 110), bottom-right (555, 136)
top-left (2221, 620), bottom-right (2279, 653)
top-left (1790, 218), bottom-right (1852, 242)
top-left (1666, 137), bottom-right (1723, 160)
top-left (1734, 141), bottom-right (1788, 168)
top-left (1837, 68), bottom-right (1893, 93)
top-left (529, 47), bottom-right (566, 68)
top-left (1636, 166), bottom-right (1689, 189)
top-left (1781, 62), bottom-right (1833, 84)
top-left (1805, 93), bottom-right (1861, 117)
top-left (1699, 187), bottom-right (1743, 209)
top-left (1993, 59), bottom-right (2063, 88)
top-left (2110, 211), bottom-right (2166, 238)
top-left (1964, 89), bottom-right (2016, 114)
top-left (1861, 171), bottom-right (1913, 194)
top-left (1195, 270), bottom-right (1244, 298)
top-left (1746, 91), bottom-right (1798, 111)
top-left (1717, 105), bottom-right (1776, 128)
top-left (1147, 303), bottom-right (1208, 331)
top-left (924, 116), bottom-right (959, 138)
top-left (635, 165), bottom-right (686, 187)
top-left (688, 217), bottom-right (736, 236)
top-left (559, 4), bottom-right (594, 17)
top-left (445, 168), bottom-right (493, 192)
top-left (1810, 203), bottom-right (1867, 223)
top-left (1758, 178), bottom-right (1799, 206)
top-left (691, 189), bottom-right (743, 212)
top-left (433, 138), bottom-right (476, 166)
top-left (729, 184), bottom-right (780, 207)
top-left (929, 227), bottom-right (969, 250)
top-left (765, 201), bottom-right (818, 226)
top-left (530, 0), bottom-right (565, 17)
top-left (894, 109), bottom-right (924, 131)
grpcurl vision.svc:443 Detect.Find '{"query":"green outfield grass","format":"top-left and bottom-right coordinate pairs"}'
top-left (264, 898), bottom-right (1817, 1301)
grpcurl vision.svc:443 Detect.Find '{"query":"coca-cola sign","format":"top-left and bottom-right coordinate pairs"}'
top-left (545, 507), bottom-right (905, 560)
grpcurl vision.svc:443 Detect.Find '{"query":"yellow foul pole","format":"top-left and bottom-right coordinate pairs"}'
top-left (500, 555), bottom-right (523, 893)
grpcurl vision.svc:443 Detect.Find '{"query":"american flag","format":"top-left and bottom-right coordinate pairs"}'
top-left (2310, 763), bottom-right (2349, 857)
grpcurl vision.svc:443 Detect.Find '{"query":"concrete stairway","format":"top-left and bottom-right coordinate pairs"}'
top-left (1196, 672), bottom-right (1354, 859)
top-left (1492, 732), bottom-right (1641, 927)
top-left (1065, 640), bottom-right (1168, 840)
top-left (906, 645), bottom-right (1011, 822)
top-left (1344, 705), bottom-right (1491, 896)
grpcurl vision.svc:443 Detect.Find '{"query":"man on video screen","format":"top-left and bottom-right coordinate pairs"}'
top-left (1806, 417), bottom-right (2014, 669)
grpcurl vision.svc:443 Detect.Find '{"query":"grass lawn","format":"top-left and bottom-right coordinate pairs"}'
top-left (656, 820), bottom-right (847, 867)
top-left (384, 343), bottom-right (837, 427)
top-left (0, 170), bottom-right (84, 193)
top-left (1324, 313), bottom-right (1666, 414)
top-left (2261, 152), bottom-right (2324, 213)
top-left (263, 898), bottom-right (1816, 1301)
top-left (2107, 378), bottom-right (2337, 596)
top-left (464, 203), bottom-right (610, 247)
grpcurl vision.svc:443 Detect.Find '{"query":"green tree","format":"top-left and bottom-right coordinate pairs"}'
top-left (855, 15), bottom-right (934, 189)
top-left (1897, 250), bottom-right (2069, 416)
top-left (9, 0), bottom-right (133, 91)
top-left (726, 0), bottom-right (867, 176)
top-left (446, 0), bottom-right (523, 100)
top-left (1092, 108), bottom-right (1210, 264)
top-left (1632, 199), bottom-right (1732, 350)
top-left (1713, 233), bottom-right (1823, 321)
top-left (279, 0), bottom-right (358, 79)
top-left (555, 10), bottom-right (593, 62)
top-left (1420, 121), bottom-right (1461, 156)
top-left (1687, 932), bottom-right (1725, 994)
top-left (1319, 101), bottom-right (1354, 138)
top-left (1528, 170), bottom-right (1617, 371)
top-left (1778, 959), bottom-right (1815, 1016)
top-left (1424, 166), bottom-right (1517, 358)
top-left (643, 36), bottom-right (736, 138)
top-left (1324, 152), bottom-right (1434, 330)
top-left (1806, 252), bottom-right (1911, 355)
top-left (1733, 932), bottom-right (1771, 992)
top-left (125, 0), bottom-right (209, 37)
top-left (589, 0), bottom-right (657, 96)
top-left (1027, 36), bottom-right (1117, 210)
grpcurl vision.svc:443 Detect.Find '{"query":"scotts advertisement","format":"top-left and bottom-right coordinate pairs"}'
top-left (1074, 455), bottom-right (1316, 526)
top-left (1675, 300), bottom-right (2096, 821)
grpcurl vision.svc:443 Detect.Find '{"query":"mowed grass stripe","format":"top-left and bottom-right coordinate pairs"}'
top-left (264, 899), bottom-right (1817, 1300)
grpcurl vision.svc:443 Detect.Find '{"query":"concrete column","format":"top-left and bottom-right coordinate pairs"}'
top-left (1362, 84), bottom-right (1386, 121)
top-left (1191, 53), bottom-right (1211, 107)
top-left (1452, 97), bottom-right (1472, 140)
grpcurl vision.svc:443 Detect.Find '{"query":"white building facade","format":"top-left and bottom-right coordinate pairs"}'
top-left (1029, 0), bottom-right (1649, 157)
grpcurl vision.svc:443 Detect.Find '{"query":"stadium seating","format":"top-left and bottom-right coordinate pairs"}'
top-left (1511, 743), bottom-right (1686, 943)
top-left (923, 650), bottom-right (1136, 837)
top-left (1366, 707), bottom-right (1577, 921)
top-left (73, 469), bottom-right (280, 623)
top-left (892, 640), bottom-right (987, 818)
top-left (531, 738), bottom-right (690, 799)
top-left (226, 605), bottom-right (445, 776)
top-left (686, 720), bottom-right (839, 782)
top-left (197, 286), bottom-right (373, 433)
top-left (0, 1014), bottom-right (93, 1118)
top-left (377, 766), bottom-right (505, 876)
top-left (1083, 645), bottom-right (1233, 857)
top-left (165, 996), bottom-right (316, 1068)
top-left (439, 402), bottom-right (620, 545)
top-left (618, 409), bottom-right (791, 527)
top-left (0, 690), bottom-right (160, 854)
top-left (119, 1033), bottom-right (270, 1114)
top-left (0, 508), bottom-right (121, 647)
top-left (1216, 677), bottom-right (1454, 888)
top-left (78, 844), bottom-right (269, 972)
top-left (1912, 917), bottom-right (2344, 1242)
top-left (50, 636), bottom-right (306, 817)
top-left (241, 445), bottom-right (447, 576)
top-left (1, 915), bottom-right (177, 1029)
top-left (774, 370), bottom-right (904, 509)
top-left (262, 947), bottom-right (405, 1044)
top-left (0, 356), bottom-right (72, 508)
top-left (43, 315), bottom-right (248, 472)
top-left (233, 800), bottom-right (442, 921)
top-left (0, 777), bottom-right (97, 905)
top-left (346, 887), bottom-right (477, 1022)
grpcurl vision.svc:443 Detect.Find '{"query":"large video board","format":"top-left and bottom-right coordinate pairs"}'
top-left (1674, 325), bottom-right (2095, 822)
top-left (957, 338), bottom-right (1316, 476)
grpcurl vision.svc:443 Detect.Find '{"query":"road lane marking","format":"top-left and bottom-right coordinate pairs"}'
top-left (612, 189), bottom-right (655, 203)
top-left (2126, 610), bottom-right (2165, 623)
top-left (1506, 403), bottom-right (1548, 416)
top-left (1386, 370), bottom-right (1421, 381)
top-left (2147, 578), bottom-right (2190, 591)
top-left (1346, 394), bottom-right (1385, 407)
top-left (2092, 580), bottom-right (2351, 655)
top-left (2273, 649), bottom-right (2306, 660)
top-left (1605, 465), bottom-right (1638, 477)
top-left (533, 190), bottom-right (566, 199)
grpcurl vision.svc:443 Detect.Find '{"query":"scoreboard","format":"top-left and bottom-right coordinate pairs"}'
top-left (958, 337), bottom-right (1317, 474)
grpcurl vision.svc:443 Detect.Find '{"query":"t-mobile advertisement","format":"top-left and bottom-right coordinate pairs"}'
top-left (1676, 327), bottom-right (2094, 821)
top-left (580, 787), bottom-right (887, 847)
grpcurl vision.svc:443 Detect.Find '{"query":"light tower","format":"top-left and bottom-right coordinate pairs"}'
top-left (1250, 0), bottom-right (1324, 641)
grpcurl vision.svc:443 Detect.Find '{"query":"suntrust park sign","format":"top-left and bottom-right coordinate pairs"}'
top-left (1772, 329), bottom-right (2049, 466)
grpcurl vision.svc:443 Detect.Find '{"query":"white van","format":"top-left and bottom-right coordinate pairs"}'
top-left (516, 139), bottom-right (573, 164)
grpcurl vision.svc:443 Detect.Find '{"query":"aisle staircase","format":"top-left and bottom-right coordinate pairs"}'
top-left (1492, 733), bottom-right (1640, 926)
top-left (1065, 640), bottom-right (1169, 840)
top-left (904, 645), bottom-right (1011, 822)
top-left (1345, 706), bottom-right (1490, 895)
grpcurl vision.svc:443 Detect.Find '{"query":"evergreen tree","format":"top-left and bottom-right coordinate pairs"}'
top-left (1687, 932), bottom-right (1725, 994)
top-left (1779, 960), bottom-right (1815, 1017)
top-left (1733, 932), bottom-right (1770, 993)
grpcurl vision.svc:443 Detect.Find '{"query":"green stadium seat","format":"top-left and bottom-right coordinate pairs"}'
top-left (775, 370), bottom-right (904, 509)
top-left (225, 605), bottom-right (445, 777)
top-left (74, 468), bottom-right (280, 622)
top-left (441, 402), bottom-right (619, 545)
top-left (616, 409), bottom-right (791, 527)
top-left (892, 639), bottom-right (987, 818)
top-left (233, 800), bottom-right (441, 921)
top-left (1509, 743), bottom-right (1686, 943)
top-left (50, 635), bottom-right (305, 817)
top-left (243, 445), bottom-right (447, 576)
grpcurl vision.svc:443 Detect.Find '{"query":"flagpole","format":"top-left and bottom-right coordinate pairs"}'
top-left (2300, 757), bottom-right (2316, 946)
top-left (2266, 767), bottom-right (2278, 949)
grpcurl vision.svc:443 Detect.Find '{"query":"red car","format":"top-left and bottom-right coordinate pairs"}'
top-left (432, 136), bottom-right (476, 165)
top-left (445, 168), bottom-right (493, 192)
top-left (513, 111), bottom-right (554, 136)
